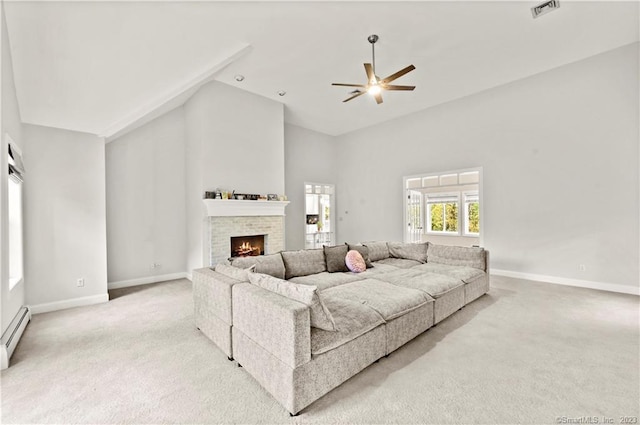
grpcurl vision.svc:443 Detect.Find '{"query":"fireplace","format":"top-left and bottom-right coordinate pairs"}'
top-left (230, 235), bottom-right (265, 258)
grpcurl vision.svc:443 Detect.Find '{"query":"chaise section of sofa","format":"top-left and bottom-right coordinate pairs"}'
top-left (231, 281), bottom-right (387, 415)
top-left (192, 267), bottom-right (241, 359)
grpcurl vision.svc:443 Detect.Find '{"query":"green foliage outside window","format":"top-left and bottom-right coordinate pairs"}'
top-left (445, 203), bottom-right (458, 232)
top-left (430, 204), bottom-right (443, 231)
top-left (468, 202), bottom-right (479, 233)
top-left (430, 203), bottom-right (458, 232)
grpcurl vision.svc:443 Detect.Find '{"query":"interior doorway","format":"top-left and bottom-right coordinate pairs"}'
top-left (304, 183), bottom-right (335, 249)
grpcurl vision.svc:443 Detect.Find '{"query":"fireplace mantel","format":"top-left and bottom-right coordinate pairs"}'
top-left (203, 199), bottom-right (290, 217)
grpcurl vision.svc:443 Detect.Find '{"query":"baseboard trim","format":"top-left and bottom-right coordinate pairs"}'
top-left (492, 269), bottom-right (639, 296)
top-left (29, 294), bottom-right (110, 315)
top-left (185, 272), bottom-right (193, 282)
top-left (108, 272), bottom-right (188, 290)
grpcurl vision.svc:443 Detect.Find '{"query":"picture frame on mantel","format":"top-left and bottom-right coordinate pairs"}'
top-left (267, 194), bottom-right (278, 201)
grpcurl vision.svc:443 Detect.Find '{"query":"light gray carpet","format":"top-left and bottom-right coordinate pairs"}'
top-left (1, 276), bottom-right (638, 424)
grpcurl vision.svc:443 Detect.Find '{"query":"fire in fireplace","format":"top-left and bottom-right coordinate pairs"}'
top-left (230, 235), bottom-right (265, 258)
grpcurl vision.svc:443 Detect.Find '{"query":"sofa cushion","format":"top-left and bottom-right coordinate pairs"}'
top-left (362, 241), bottom-right (390, 262)
top-left (427, 244), bottom-right (486, 270)
top-left (414, 263), bottom-right (486, 283)
top-left (289, 272), bottom-right (364, 291)
top-left (387, 241), bottom-right (428, 263)
top-left (373, 268), bottom-right (462, 298)
top-left (310, 296), bottom-right (385, 355)
top-left (345, 250), bottom-right (366, 273)
top-left (323, 278), bottom-right (431, 321)
top-left (281, 249), bottom-right (327, 279)
top-left (374, 258), bottom-right (423, 269)
top-left (248, 272), bottom-right (336, 331)
top-left (359, 262), bottom-right (399, 277)
top-left (229, 254), bottom-right (286, 280)
top-left (214, 263), bottom-right (254, 281)
top-left (324, 245), bottom-right (349, 273)
top-left (346, 244), bottom-right (374, 268)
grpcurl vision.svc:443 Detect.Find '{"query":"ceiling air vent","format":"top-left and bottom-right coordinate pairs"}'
top-left (531, 0), bottom-right (560, 19)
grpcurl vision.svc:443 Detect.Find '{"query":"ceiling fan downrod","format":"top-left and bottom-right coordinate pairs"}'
top-left (368, 34), bottom-right (378, 77)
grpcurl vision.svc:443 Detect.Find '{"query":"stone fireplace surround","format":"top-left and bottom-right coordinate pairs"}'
top-left (203, 200), bottom-right (289, 266)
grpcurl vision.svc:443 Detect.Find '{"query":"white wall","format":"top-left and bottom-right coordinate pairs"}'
top-left (1, 3), bottom-right (24, 334)
top-left (22, 124), bottom-right (108, 310)
top-left (284, 124), bottom-right (337, 250)
top-left (106, 107), bottom-right (186, 285)
top-left (184, 81), bottom-right (284, 271)
top-left (336, 43), bottom-right (639, 291)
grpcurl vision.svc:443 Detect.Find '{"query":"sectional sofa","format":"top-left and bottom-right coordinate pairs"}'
top-left (193, 241), bottom-right (490, 415)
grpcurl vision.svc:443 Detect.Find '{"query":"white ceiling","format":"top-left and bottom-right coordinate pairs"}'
top-left (5, 1), bottom-right (639, 138)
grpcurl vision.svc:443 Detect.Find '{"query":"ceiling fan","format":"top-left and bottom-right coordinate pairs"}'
top-left (332, 34), bottom-right (415, 104)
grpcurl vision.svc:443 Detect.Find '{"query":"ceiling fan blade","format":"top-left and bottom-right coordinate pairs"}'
top-left (374, 92), bottom-right (383, 104)
top-left (343, 91), bottom-right (366, 103)
top-left (332, 83), bottom-right (367, 88)
top-left (364, 63), bottom-right (376, 84)
top-left (383, 84), bottom-right (416, 91)
top-left (380, 65), bottom-right (416, 84)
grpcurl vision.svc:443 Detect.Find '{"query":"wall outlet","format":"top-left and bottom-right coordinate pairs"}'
top-left (578, 264), bottom-right (586, 272)
top-left (77, 278), bottom-right (85, 287)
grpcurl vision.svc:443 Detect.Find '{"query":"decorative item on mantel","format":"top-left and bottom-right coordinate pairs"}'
top-left (204, 189), bottom-right (287, 202)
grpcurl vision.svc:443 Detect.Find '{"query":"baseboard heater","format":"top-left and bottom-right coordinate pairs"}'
top-left (1, 306), bottom-right (31, 370)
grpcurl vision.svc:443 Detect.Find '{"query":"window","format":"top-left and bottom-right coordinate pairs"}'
top-left (464, 192), bottom-right (479, 236)
top-left (426, 193), bottom-right (459, 234)
top-left (7, 139), bottom-right (24, 290)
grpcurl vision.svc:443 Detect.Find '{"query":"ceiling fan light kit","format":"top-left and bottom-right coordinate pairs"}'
top-left (332, 34), bottom-right (415, 104)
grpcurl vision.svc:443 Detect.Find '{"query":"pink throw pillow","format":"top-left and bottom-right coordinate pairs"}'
top-left (345, 250), bottom-right (366, 273)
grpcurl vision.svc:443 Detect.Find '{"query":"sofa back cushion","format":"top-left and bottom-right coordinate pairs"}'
top-left (281, 249), bottom-right (327, 280)
top-left (324, 245), bottom-right (349, 273)
top-left (248, 272), bottom-right (337, 331)
top-left (362, 241), bottom-right (390, 262)
top-left (346, 244), bottom-right (374, 268)
top-left (427, 244), bottom-right (486, 270)
top-left (387, 242), bottom-right (428, 263)
top-left (229, 253), bottom-right (286, 280)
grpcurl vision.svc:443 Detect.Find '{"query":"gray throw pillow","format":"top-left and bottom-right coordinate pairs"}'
top-left (229, 253), bottom-right (286, 280)
top-left (248, 272), bottom-right (337, 331)
top-left (323, 245), bottom-right (349, 273)
top-left (281, 249), bottom-right (327, 279)
top-left (214, 263), bottom-right (254, 281)
top-left (346, 244), bottom-right (374, 268)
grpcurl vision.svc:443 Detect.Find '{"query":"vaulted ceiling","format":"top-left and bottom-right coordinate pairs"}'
top-left (4, 1), bottom-right (639, 138)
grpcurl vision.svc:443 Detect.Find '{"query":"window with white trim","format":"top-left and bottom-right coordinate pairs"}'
top-left (426, 193), bottom-right (459, 234)
top-left (463, 192), bottom-right (479, 236)
top-left (7, 137), bottom-right (24, 290)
